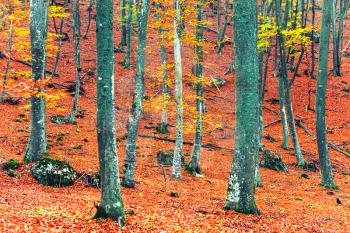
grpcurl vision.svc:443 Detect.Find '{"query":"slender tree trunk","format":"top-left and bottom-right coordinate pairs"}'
top-left (83, 0), bottom-right (94, 38)
top-left (51, 0), bottom-right (67, 79)
top-left (25, 0), bottom-right (49, 163)
top-left (224, 0), bottom-right (260, 215)
top-left (122, 0), bottom-right (151, 188)
top-left (217, 0), bottom-right (229, 53)
top-left (172, 0), bottom-right (184, 179)
top-left (123, 0), bottom-right (134, 67)
top-left (94, 0), bottom-right (125, 225)
top-left (277, 0), bottom-right (305, 166)
top-left (155, 2), bottom-right (170, 134)
top-left (310, 0), bottom-right (316, 78)
top-left (316, 0), bottom-right (337, 189)
top-left (0, 19), bottom-right (14, 102)
top-left (69, 0), bottom-right (82, 123)
top-left (188, 0), bottom-right (204, 175)
top-left (120, 0), bottom-right (127, 46)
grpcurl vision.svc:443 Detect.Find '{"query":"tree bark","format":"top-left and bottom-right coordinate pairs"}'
top-left (122, 0), bottom-right (151, 188)
top-left (94, 0), bottom-right (125, 225)
top-left (316, 0), bottom-right (337, 189)
top-left (224, 0), bottom-right (260, 215)
top-left (172, 0), bottom-right (184, 179)
top-left (25, 0), bottom-right (49, 162)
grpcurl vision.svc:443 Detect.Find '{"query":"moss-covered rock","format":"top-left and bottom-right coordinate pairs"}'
top-left (2, 159), bottom-right (19, 171)
top-left (260, 149), bottom-right (288, 172)
top-left (30, 158), bottom-right (76, 187)
top-left (156, 150), bottom-right (185, 166)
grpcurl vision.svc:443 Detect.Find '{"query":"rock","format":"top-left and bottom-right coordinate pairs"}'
top-left (2, 159), bottom-right (19, 171)
top-left (210, 76), bottom-right (227, 88)
top-left (300, 173), bottom-right (310, 179)
top-left (30, 158), bottom-right (76, 187)
top-left (260, 149), bottom-right (288, 172)
top-left (156, 150), bottom-right (185, 166)
top-left (303, 162), bottom-right (318, 172)
top-left (170, 192), bottom-right (179, 198)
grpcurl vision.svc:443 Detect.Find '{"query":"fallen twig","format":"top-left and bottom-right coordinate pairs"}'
top-left (138, 134), bottom-right (233, 152)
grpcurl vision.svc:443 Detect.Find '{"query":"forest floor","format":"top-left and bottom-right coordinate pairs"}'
top-left (0, 1), bottom-right (350, 232)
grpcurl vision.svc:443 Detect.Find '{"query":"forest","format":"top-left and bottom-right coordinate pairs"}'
top-left (0, 0), bottom-right (349, 231)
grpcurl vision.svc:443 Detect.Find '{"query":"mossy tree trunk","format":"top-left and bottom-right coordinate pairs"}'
top-left (25, 0), bottom-right (49, 162)
top-left (316, 0), bottom-right (337, 189)
top-left (224, 0), bottom-right (260, 215)
top-left (69, 0), bottom-right (82, 123)
top-left (172, 0), bottom-right (184, 179)
top-left (276, 0), bottom-right (305, 167)
top-left (188, 0), bottom-right (204, 175)
top-left (122, 0), bottom-right (151, 188)
top-left (155, 2), bottom-right (170, 134)
top-left (123, 0), bottom-right (135, 67)
top-left (94, 0), bottom-right (125, 225)
top-left (120, 0), bottom-right (127, 46)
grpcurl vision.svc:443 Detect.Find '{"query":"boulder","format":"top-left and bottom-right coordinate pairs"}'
top-left (156, 150), bottom-right (184, 166)
top-left (30, 158), bottom-right (76, 187)
top-left (260, 149), bottom-right (288, 172)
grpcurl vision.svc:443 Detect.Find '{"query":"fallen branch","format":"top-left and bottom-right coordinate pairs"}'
top-left (296, 120), bottom-right (350, 158)
top-left (0, 53), bottom-right (59, 77)
top-left (138, 134), bottom-right (233, 152)
top-left (263, 119), bottom-right (281, 128)
top-left (263, 106), bottom-right (279, 115)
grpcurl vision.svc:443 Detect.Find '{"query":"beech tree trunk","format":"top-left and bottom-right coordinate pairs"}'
top-left (25, 0), bottom-right (49, 162)
top-left (188, 0), bottom-right (204, 175)
top-left (172, 0), bottom-right (184, 179)
top-left (224, 0), bottom-right (260, 215)
top-left (94, 0), bottom-right (125, 225)
top-left (316, 0), bottom-right (337, 189)
top-left (122, 0), bottom-right (151, 188)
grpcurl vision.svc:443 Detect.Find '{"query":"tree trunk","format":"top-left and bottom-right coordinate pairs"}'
top-left (122, 0), bottom-right (151, 188)
top-left (120, 0), bottom-right (127, 46)
top-left (188, 0), bottom-right (204, 175)
top-left (172, 0), bottom-right (184, 179)
top-left (25, 0), bottom-right (49, 162)
top-left (123, 0), bottom-right (134, 67)
top-left (155, 2), bottom-right (170, 134)
top-left (316, 0), bottom-right (337, 189)
top-left (276, 0), bottom-right (305, 167)
top-left (69, 0), bottom-right (82, 123)
top-left (94, 0), bottom-right (125, 225)
top-left (224, 0), bottom-right (260, 215)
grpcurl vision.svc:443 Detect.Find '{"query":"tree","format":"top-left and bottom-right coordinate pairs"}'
top-left (123, 0), bottom-right (135, 67)
top-left (69, 0), bottom-right (82, 123)
top-left (155, 1), bottom-right (170, 134)
top-left (122, 0), bottom-right (151, 188)
top-left (276, 0), bottom-right (305, 167)
top-left (187, 0), bottom-right (204, 175)
top-left (94, 0), bottom-right (125, 225)
top-left (224, 0), bottom-right (260, 214)
top-left (172, 0), bottom-right (184, 179)
top-left (316, 0), bottom-right (337, 189)
top-left (25, 0), bottom-right (49, 162)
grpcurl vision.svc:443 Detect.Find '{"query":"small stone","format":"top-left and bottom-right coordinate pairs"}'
top-left (170, 192), bottom-right (179, 198)
top-left (260, 149), bottom-right (288, 172)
